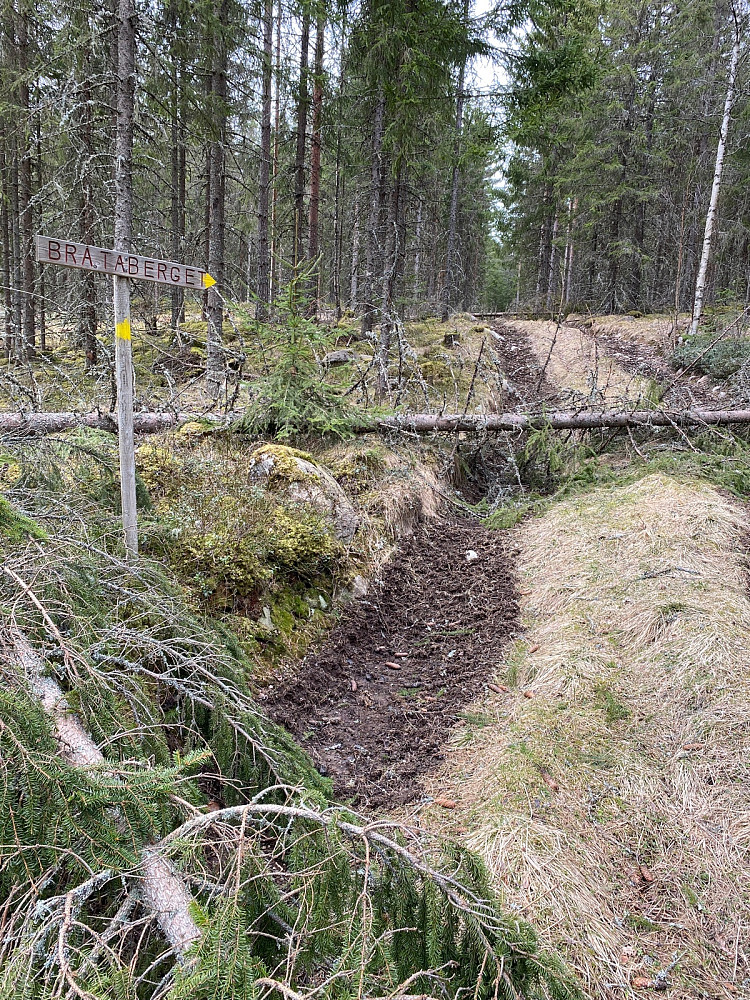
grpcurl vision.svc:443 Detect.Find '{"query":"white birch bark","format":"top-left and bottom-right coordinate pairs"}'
top-left (689, 10), bottom-right (741, 339)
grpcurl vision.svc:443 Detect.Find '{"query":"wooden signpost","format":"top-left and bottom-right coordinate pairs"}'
top-left (36, 235), bottom-right (215, 562)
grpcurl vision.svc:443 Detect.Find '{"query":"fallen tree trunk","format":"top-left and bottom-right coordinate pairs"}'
top-left (378, 408), bottom-right (750, 432)
top-left (0, 410), bottom-right (226, 435)
top-left (2, 407), bottom-right (750, 437)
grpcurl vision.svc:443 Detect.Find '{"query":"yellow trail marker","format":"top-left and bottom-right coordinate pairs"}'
top-left (116, 318), bottom-right (132, 340)
top-left (202, 272), bottom-right (216, 288)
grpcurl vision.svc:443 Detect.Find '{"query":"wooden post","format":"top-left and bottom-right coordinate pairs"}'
top-left (113, 275), bottom-right (138, 561)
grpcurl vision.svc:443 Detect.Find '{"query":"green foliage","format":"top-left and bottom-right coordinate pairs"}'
top-left (594, 682), bottom-right (631, 725)
top-left (236, 275), bottom-right (359, 441)
top-left (0, 496), bottom-right (48, 544)
top-left (0, 687), bottom-right (204, 893)
top-left (486, 426), bottom-right (750, 532)
top-left (672, 334), bottom-right (750, 380)
top-left (163, 814), bottom-right (582, 1000)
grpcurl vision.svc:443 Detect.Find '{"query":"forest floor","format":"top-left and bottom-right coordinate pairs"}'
top-left (3, 306), bottom-right (750, 998)
top-left (253, 312), bottom-right (750, 999)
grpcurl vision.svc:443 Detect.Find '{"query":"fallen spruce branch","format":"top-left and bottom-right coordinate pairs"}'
top-left (4, 610), bottom-right (202, 958)
top-left (2, 407), bottom-right (750, 437)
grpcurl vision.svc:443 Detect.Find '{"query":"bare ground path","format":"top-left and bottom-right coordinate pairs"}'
top-left (260, 517), bottom-right (519, 808)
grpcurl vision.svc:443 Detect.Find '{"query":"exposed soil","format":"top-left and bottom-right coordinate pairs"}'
top-left (488, 320), bottom-right (561, 409)
top-left (260, 517), bottom-right (519, 809)
top-left (583, 329), bottom-right (724, 408)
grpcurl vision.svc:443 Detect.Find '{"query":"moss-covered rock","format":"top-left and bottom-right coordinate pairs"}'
top-left (248, 443), bottom-right (359, 542)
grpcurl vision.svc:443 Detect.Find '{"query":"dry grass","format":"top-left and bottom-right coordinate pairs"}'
top-left (422, 473), bottom-right (750, 999)
top-left (574, 314), bottom-right (690, 350)
top-left (509, 319), bottom-right (651, 403)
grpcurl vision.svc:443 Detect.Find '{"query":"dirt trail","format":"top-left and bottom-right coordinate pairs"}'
top-left (261, 517), bottom-right (518, 808)
top-left (423, 474), bottom-right (750, 999)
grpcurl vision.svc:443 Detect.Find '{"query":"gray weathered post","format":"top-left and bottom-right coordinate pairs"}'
top-left (113, 277), bottom-right (137, 559)
top-left (115, 0), bottom-right (137, 561)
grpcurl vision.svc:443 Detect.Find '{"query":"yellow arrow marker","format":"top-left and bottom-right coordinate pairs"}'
top-left (202, 272), bottom-right (216, 288)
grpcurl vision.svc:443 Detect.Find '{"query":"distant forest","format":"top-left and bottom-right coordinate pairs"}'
top-left (1, 0), bottom-right (749, 363)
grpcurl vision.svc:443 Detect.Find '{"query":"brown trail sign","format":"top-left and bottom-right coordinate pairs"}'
top-left (37, 234), bottom-right (215, 562)
top-left (35, 236), bottom-right (216, 290)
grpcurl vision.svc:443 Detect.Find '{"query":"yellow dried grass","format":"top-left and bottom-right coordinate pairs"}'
top-left (423, 473), bottom-right (750, 999)
top-left (509, 319), bottom-right (649, 403)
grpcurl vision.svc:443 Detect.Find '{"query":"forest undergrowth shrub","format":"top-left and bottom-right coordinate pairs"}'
top-left (672, 331), bottom-right (750, 379)
top-left (479, 425), bottom-right (750, 530)
top-left (234, 278), bottom-right (360, 440)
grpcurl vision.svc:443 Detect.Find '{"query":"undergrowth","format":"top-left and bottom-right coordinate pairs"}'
top-left (672, 332), bottom-right (750, 380)
top-left (0, 437), bottom-right (583, 999)
top-left (482, 425), bottom-right (750, 529)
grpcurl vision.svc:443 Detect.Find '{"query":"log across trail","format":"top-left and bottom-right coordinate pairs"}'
top-left (2, 406), bottom-right (750, 437)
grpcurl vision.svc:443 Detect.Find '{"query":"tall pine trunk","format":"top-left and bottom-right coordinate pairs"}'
top-left (256, 0), bottom-right (273, 320)
top-left (307, 14), bottom-right (324, 313)
top-left (689, 8), bottom-right (740, 338)
top-left (169, 0), bottom-right (185, 332)
top-left (0, 132), bottom-right (12, 358)
top-left (206, 0), bottom-right (228, 392)
top-left (78, 38), bottom-right (98, 368)
top-left (270, 0), bottom-right (281, 303)
top-left (17, 3), bottom-right (34, 357)
top-left (361, 90), bottom-right (385, 335)
top-left (292, 12), bottom-right (310, 273)
top-left (440, 0), bottom-right (469, 323)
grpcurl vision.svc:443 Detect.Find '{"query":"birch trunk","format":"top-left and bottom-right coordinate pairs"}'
top-left (689, 10), bottom-right (741, 339)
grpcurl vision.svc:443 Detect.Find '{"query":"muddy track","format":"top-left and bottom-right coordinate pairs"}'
top-left (487, 320), bottom-right (561, 410)
top-left (260, 517), bottom-right (519, 809)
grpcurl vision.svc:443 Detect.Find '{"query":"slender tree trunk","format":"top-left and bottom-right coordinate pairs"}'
top-left (256, 0), bottom-right (273, 321)
top-left (349, 189), bottom-right (360, 310)
top-left (206, 0), bottom-right (228, 392)
top-left (377, 166), bottom-right (404, 399)
top-left (441, 0), bottom-right (469, 323)
top-left (689, 8), bottom-right (740, 339)
top-left (563, 197), bottom-right (577, 305)
top-left (17, 5), bottom-right (34, 357)
top-left (361, 90), bottom-right (385, 335)
top-left (307, 14), bottom-right (324, 313)
top-left (292, 11), bottom-right (310, 272)
top-left (270, 0), bottom-right (281, 304)
top-left (35, 101), bottom-right (44, 351)
top-left (9, 136), bottom-right (22, 360)
top-left (79, 60), bottom-right (98, 368)
top-left (545, 210), bottom-right (559, 313)
top-left (413, 198), bottom-right (423, 303)
top-left (169, 0), bottom-right (185, 331)
top-left (332, 24), bottom-right (346, 320)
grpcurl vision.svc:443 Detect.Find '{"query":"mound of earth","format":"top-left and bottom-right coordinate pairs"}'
top-left (260, 517), bottom-right (518, 808)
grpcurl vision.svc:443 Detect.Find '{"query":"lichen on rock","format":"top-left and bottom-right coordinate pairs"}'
top-left (249, 443), bottom-right (359, 543)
